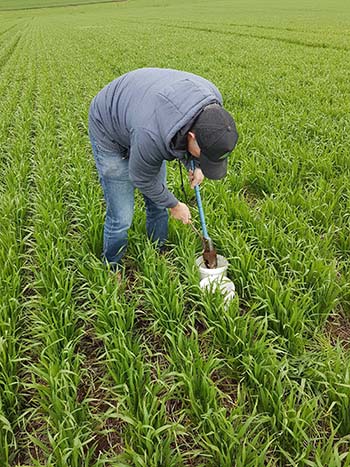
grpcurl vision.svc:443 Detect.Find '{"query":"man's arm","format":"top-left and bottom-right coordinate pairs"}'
top-left (128, 129), bottom-right (179, 208)
top-left (129, 129), bottom-right (192, 223)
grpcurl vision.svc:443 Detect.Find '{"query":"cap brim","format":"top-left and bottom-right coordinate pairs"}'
top-left (199, 153), bottom-right (228, 180)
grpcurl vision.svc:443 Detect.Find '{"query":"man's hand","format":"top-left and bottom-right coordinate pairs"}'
top-left (189, 168), bottom-right (204, 189)
top-left (170, 202), bottom-right (192, 224)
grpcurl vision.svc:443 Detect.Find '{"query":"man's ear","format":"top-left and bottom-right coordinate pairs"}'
top-left (188, 131), bottom-right (196, 141)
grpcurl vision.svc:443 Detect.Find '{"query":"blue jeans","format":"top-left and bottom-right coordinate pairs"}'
top-left (89, 133), bottom-right (168, 268)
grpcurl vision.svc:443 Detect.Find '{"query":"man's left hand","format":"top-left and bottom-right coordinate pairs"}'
top-left (189, 168), bottom-right (204, 189)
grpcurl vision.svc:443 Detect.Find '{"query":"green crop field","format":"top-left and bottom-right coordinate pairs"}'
top-left (1, 0), bottom-right (350, 465)
top-left (0, 0), bottom-right (120, 10)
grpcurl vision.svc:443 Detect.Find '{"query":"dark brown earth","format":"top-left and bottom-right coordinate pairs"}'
top-left (325, 307), bottom-right (350, 350)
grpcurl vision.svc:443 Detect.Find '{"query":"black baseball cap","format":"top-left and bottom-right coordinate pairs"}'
top-left (191, 103), bottom-right (238, 179)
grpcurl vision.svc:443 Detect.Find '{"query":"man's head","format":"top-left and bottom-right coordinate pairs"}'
top-left (187, 103), bottom-right (238, 179)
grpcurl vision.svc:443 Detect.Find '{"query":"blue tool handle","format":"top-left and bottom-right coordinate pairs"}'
top-left (190, 160), bottom-right (209, 239)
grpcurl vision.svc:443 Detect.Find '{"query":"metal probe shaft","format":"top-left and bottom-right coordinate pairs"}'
top-left (190, 160), bottom-right (217, 268)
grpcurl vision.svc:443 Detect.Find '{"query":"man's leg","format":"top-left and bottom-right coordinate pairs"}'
top-left (143, 161), bottom-right (169, 248)
top-left (90, 134), bottom-right (134, 269)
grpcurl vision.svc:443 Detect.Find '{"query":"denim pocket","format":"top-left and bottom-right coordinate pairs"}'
top-left (97, 150), bottom-right (129, 182)
top-left (95, 141), bottom-right (118, 155)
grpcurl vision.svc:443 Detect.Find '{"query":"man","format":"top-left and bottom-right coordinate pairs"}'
top-left (88, 68), bottom-right (238, 270)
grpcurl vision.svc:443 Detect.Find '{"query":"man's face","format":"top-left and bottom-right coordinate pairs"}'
top-left (187, 132), bottom-right (201, 158)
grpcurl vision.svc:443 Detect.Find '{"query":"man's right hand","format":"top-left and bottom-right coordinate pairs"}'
top-left (170, 202), bottom-right (192, 224)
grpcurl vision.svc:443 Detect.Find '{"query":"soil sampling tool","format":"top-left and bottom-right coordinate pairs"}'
top-left (190, 160), bottom-right (218, 269)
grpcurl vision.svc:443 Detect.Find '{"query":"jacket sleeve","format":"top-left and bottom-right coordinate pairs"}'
top-left (129, 129), bottom-right (179, 208)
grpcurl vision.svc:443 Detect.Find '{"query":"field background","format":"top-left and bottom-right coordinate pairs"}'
top-left (1, 0), bottom-right (350, 465)
top-left (0, 0), bottom-right (122, 10)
